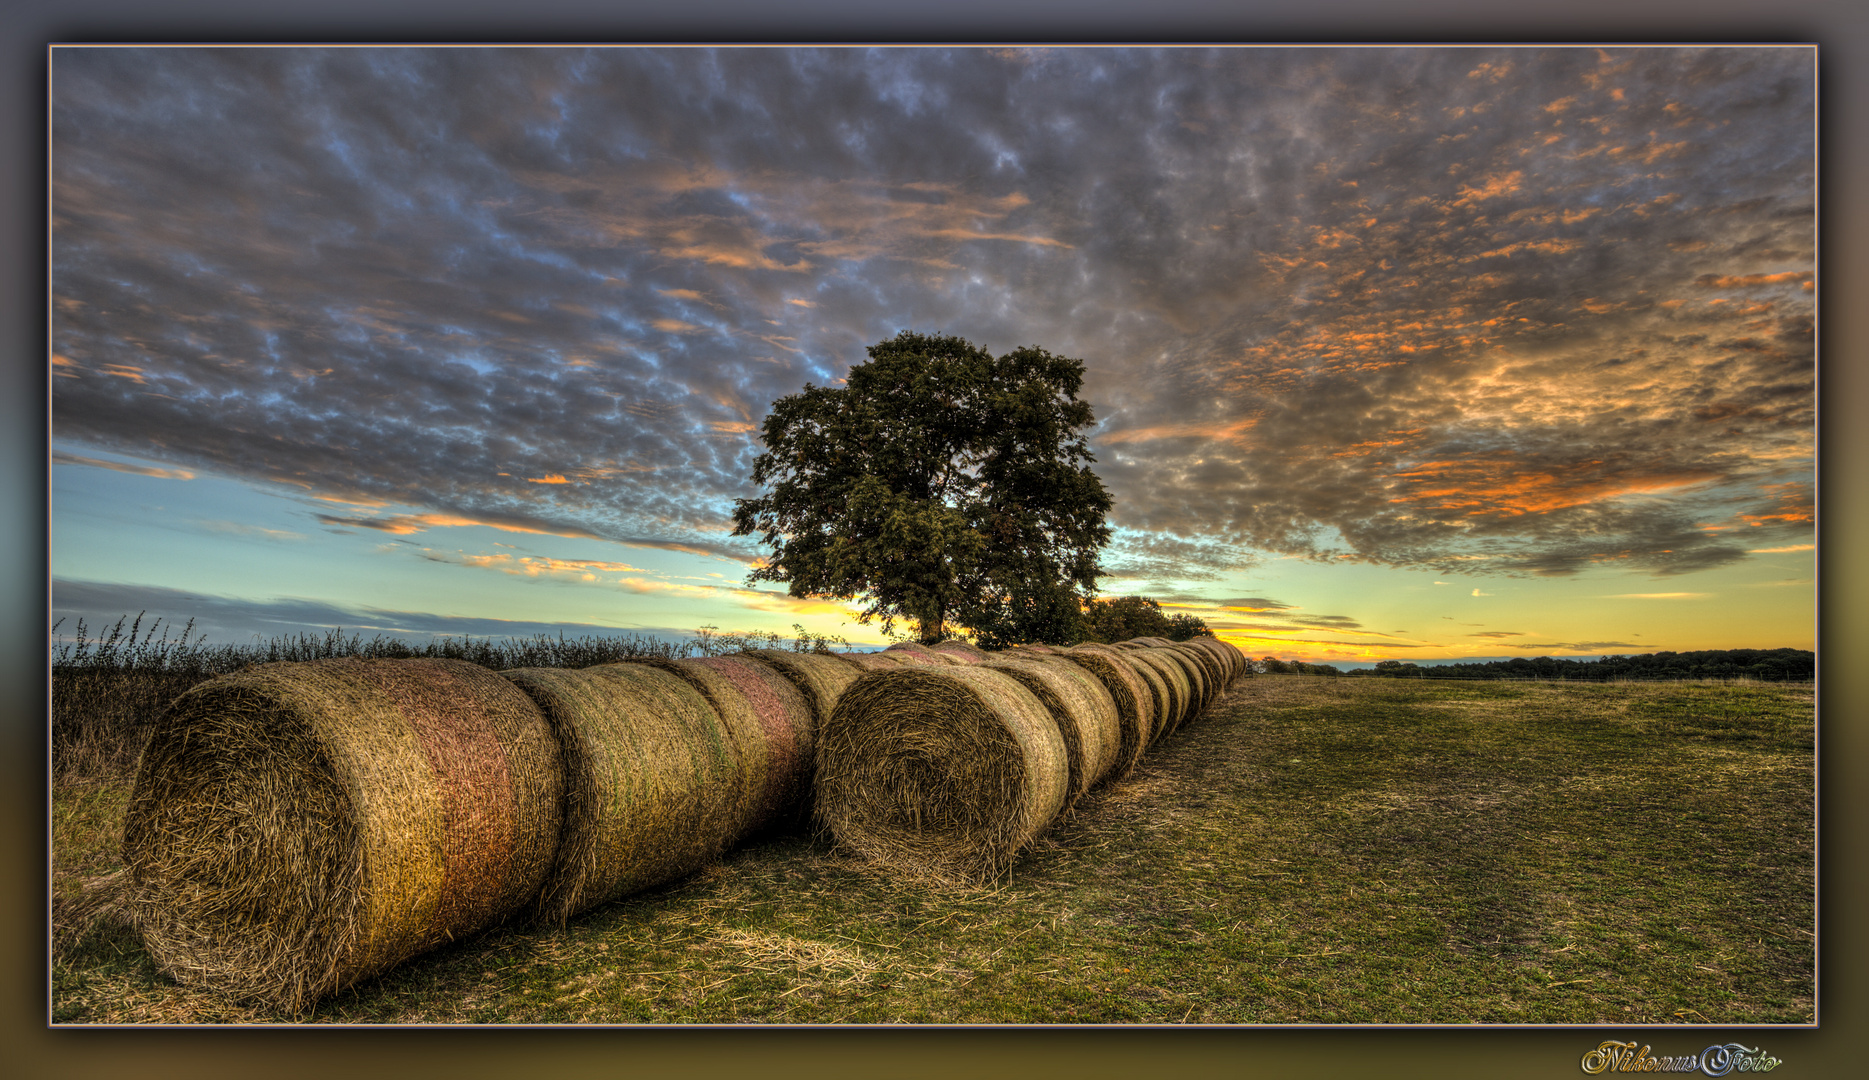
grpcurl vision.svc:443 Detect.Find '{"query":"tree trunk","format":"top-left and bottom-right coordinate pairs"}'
top-left (918, 612), bottom-right (944, 646)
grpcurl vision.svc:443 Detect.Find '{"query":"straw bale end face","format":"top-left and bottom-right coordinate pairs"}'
top-left (813, 666), bottom-right (1068, 885)
top-left (119, 659), bottom-right (563, 1013)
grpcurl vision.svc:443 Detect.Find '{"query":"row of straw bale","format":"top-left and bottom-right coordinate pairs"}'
top-left (109, 647), bottom-right (854, 1011)
top-left (810, 636), bottom-right (1250, 885)
top-left (104, 635), bottom-right (1244, 1010)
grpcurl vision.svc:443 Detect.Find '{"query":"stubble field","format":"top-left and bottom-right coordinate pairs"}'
top-left (51, 673), bottom-right (1815, 1025)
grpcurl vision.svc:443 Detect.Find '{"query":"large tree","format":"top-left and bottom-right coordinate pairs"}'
top-left (731, 331), bottom-right (1113, 646)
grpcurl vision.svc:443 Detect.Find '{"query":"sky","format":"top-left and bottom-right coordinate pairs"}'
top-left (48, 45), bottom-right (1817, 666)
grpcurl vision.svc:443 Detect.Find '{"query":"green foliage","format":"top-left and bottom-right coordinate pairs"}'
top-left (1080, 595), bottom-right (1213, 644)
top-left (1356, 650), bottom-right (1816, 682)
top-left (731, 331), bottom-right (1113, 645)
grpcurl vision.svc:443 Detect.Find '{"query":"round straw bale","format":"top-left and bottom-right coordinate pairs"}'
top-left (927, 639), bottom-right (988, 663)
top-left (1157, 645), bottom-right (1212, 714)
top-left (742, 649), bottom-right (857, 736)
top-left (1121, 648), bottom-right (1193, 740)
top-left (1184, 637), bottom-right (1247, 685)
top-left (1071, 642), bottom-right (1170, 748)
top-left (500, 662), bottom-right (738, 925)
top-left (119, 658), bottom-right (563, 1012)
top-left (1127, 636), bottom-right (1177, 648)
top-left (815, 666), bottom-right (1068, 884)
top-left (688, 654), bottom-right (816, 832)
top-left (979, 655), bottom-right (1121, 806)
top-left (839, 650), bottom-right (915, 671)
top-left (884, 641), bottom-right (969, 665)
top-left (1008, 642), bottom-right (1064, 657)
top-left (1168, 643), bottom-right (1224, 705)
top-left (1059, 646), bottom-right (1154, 781)
top-left (617, 657), bottom-right (784, 843)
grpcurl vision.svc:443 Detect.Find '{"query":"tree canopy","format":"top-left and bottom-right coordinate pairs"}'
top-left (1080, 595), bottom-right (1213, 644)
top-left (731, 331), bottom-right (1113, 646)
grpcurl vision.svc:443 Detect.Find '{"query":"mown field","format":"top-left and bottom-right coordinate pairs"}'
top-left (50, 673), bottom-right (1815, 1025)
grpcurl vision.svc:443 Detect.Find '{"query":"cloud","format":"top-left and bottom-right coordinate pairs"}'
top-left (1603, 592), bottom-right (1711, 599)
top-left (51, 577), bottom-right (700, 646)
top-left (53, 450), bottom-right (194, 480)
top-left (51, 47), bottom-right (1812, 588)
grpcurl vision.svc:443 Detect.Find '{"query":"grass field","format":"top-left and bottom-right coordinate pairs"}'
top-left (50, 673), bottom-right (1815, 1025)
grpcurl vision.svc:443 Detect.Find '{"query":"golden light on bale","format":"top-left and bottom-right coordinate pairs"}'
top-left (1121, 649), bottom-right (1193, 741)
top-left (689, 654), bottom-right (816, 833)
top-left (979, 655), bottom-right (1121, 809)
top-left (814, 666), bottom-right (1068, 884)
top-left (1060, 646), bottom-right (1154, 782)
top-left (499, 663), bottom-right (738, 926)
top-left (1009, 642), bottom-right (1064, 657)
top-left (119, 658), bottom-right (563, 1013)
top-left (928, 639), bottom-right (988, 663)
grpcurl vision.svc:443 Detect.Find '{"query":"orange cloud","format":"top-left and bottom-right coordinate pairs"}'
top-left (1097, 416), bottom-right (1257, 447)
top-left (1387, 457), bottom-right (1719, 517)
top-left (1452, 171), bottom-right (1523, 206)
top-left (1695, 270), bottom-right (1813, 290)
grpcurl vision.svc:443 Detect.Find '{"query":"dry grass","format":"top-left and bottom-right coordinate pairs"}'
top-left (53, 673), bottom-right (1814, 1026)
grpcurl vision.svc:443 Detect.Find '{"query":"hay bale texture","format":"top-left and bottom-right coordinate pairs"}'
top-left (927, 639), bottom-right (988, 663)
top-left (1059, 645), bottom-right (1155, 781)
top-left (838, 651), bottom-right (915, 671)
top-left (1184, 637), bottom-right (1247, 686)
top-left (621, 657), bottom-right (808, 842)
top-left (119, 658), bottom-right (563, 1012)
top-left (814, 666), bottom-right (1068, 884)
top-left (742, 649), bottom-right (856, 735)
top-left (884, 641), bottom-right (968, 665)
top-left (499, 663), bottom-right (739, 925)
top-left (688, 654), bottom-right (816, 832)
top-left (978, 655), bottom-right (1121, 809)
top-left (1119, 648), bottom-right (1194, 740)
top-left (1156, 645), bottom-right (1212, 714)
top-left (1166, 643), bottom-right (1220, 709)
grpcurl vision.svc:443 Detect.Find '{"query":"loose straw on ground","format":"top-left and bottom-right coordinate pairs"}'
top-left (814, 666), bottom-right (1068, 884)
top-left (118, 658), bottom-right (563, 1013)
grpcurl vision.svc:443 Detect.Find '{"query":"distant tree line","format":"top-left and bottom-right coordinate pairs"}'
top-left (1351, 649), bottom-right (1815, 682)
